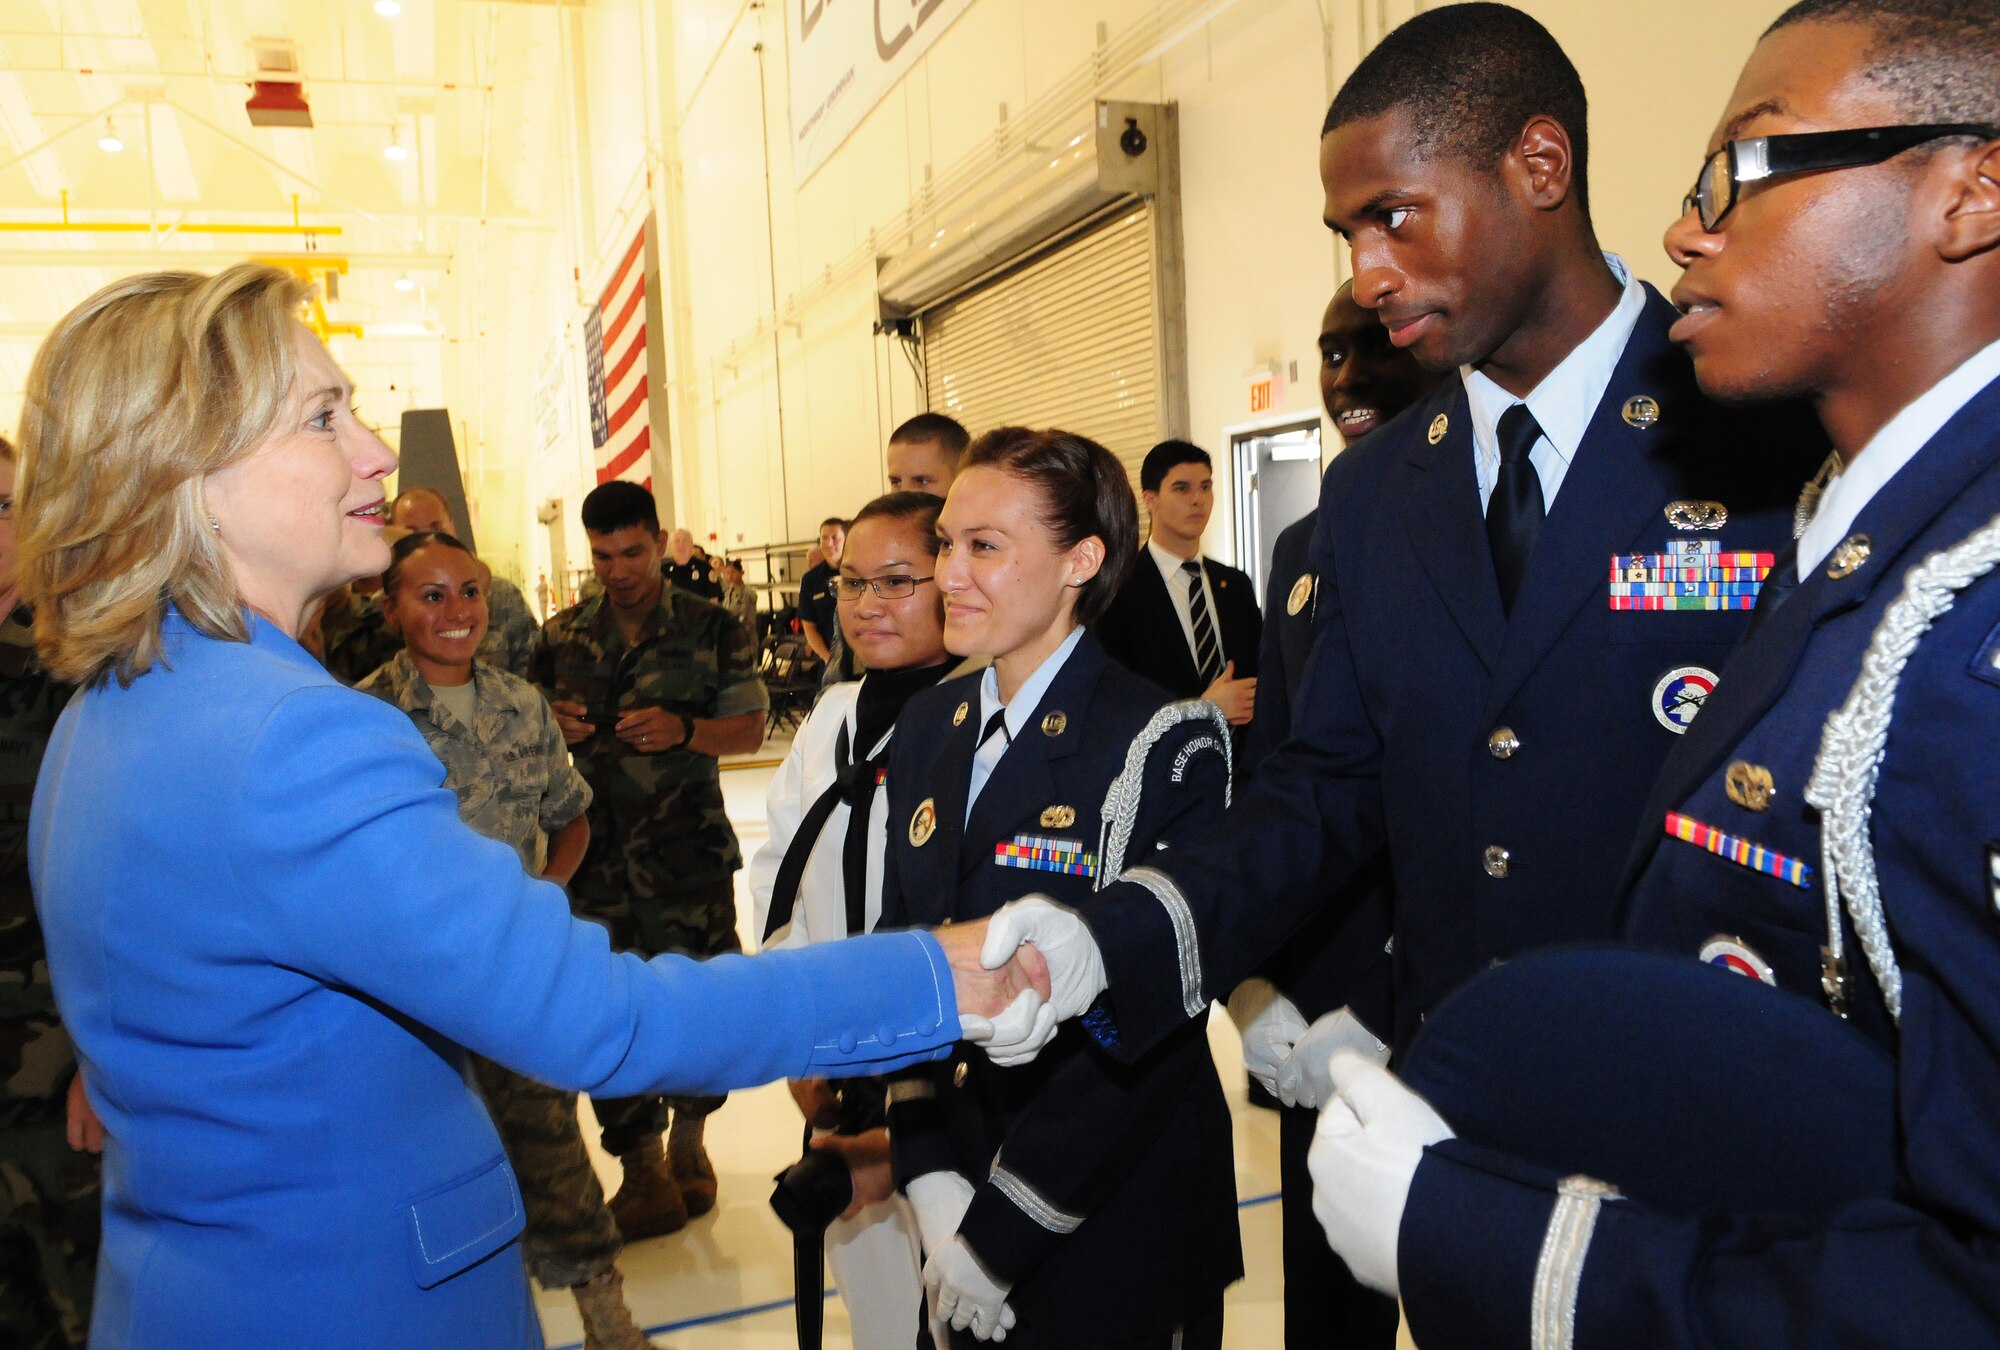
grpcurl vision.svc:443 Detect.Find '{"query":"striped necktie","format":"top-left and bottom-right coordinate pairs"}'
top-left (1182, 559), bottom-right (1224, 684)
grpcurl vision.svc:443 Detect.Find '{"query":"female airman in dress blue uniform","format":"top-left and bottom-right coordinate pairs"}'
top-left (881, 427), bottom-right (1242, 1348)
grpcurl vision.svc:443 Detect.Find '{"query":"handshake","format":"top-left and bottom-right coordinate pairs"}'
top-left (932, 897), bottom-right (1109, 1065)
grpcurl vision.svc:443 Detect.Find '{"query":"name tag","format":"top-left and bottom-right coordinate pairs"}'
top-left (1610, 539), bottom-right (1772, 611)
top-left (994, 833), bottom-right (1097, 878)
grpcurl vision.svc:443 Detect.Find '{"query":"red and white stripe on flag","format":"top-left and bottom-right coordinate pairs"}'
top-left (593, 226), bottom-right (651, 488)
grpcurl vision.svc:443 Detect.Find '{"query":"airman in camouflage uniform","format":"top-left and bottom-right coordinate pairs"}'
top-left (358, 649), bottom-right (651, 1349)
top-left (0, 606), bottom-right (92, 1350)
top-left (533, 564), bottom-right (767, 1237)
top-left (317, 583), bottom-right (402, 686)
top-left (385, 487), bottom-right (539, 678)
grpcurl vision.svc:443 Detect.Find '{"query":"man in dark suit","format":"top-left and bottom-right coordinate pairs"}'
top-left (980, 0), bottom-right (1824, 1127)
top-left (1094, 440), bottom-right (1261, 735)
top-left (1229, 278), bottom-right (1444, 1350)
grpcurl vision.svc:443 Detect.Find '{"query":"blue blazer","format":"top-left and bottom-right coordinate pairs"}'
top-left (1397, 374), bottom-right (2000, 1347)
top-left (1075, 288), bottom-right (1825, 1055)
top-left (32, 614), bottom-right (960, 1348)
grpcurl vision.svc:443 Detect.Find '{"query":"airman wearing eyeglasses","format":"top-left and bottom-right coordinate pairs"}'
top-left (1296, 2), bottom-right (2000, 1345)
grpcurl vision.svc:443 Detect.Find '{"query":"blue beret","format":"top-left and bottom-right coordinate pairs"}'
top-left (1398, 946), bottom-right (1897, 1224)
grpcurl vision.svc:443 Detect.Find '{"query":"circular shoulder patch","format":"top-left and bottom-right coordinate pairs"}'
top-left (908, 798), bottom-right (937, 847)
top-left (1286, 572), bottom-right (1315, 616)
top-left (1699, 936), bottom-right (1776, 986)
top-left (1652, 666), bottom-right (1717, 734)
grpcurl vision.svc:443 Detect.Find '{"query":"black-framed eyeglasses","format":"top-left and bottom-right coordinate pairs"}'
top-left (1684, 123), bottom-right (2000, 232)
top-left (833, 574), bottom-right (934, 601)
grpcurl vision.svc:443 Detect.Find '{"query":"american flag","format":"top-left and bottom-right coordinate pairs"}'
top-left (585, 223), bottom-right (653, 487)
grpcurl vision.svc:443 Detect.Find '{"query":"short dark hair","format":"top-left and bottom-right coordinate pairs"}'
top-left (961, 427), bottom-right (1139, 627)
top-left (889, 412), bottom-right (971, 456)
top-left (581, 480), bottom-right (659, 535)
top-left (820, 516), bottom-right (847, 531)
top-left (382, 529), bottom-right (478, 597)
top-left (849, 491), bottom-right (945, 558)
top-left (1323, 3), bottom-right (1591, 217)
top-left (1140, 439), bottom-right (1212, 493)
top-left (1767, 0), bottom-right (2000, 125)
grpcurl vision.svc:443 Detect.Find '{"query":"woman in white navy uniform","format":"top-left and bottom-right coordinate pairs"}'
top-left (880, 427), bottom-right (1242, 1348)
top-left (753, 490), bottom-right (962, 1347)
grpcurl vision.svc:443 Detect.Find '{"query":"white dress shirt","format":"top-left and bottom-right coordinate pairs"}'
top-left (968, 625), bottom-right (1085, 821)
top-left (1798, 336), bottom-right (2000, 576)
top-left (1147, 536), bottom-right (1223, 672)
top-left (1464, 253), bottom-right (1649, 516)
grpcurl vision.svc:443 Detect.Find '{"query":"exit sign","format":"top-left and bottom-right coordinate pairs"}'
top-left (1248, 375), bottom-right (1275, 414)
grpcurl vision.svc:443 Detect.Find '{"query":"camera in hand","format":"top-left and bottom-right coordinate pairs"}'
top-left (767, 1079), bottom-right (886, 1235)
top-left (768, 1148), bottom-right (853, 1235)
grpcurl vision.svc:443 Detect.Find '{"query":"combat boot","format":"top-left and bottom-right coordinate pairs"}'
top-left (668, 1114), bottom-right (718, 1218)
top-left (574, 1267), bottom-right (652, 1350)
top-left (609, 1136), bottom-right (687, 1240)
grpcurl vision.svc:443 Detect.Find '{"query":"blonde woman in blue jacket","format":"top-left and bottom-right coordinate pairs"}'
top-left (18, 265), bottom-right (1041, 1348)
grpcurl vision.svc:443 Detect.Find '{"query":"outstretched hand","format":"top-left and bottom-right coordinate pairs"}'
top-left (936, 916), bottom-right (1051, 1024)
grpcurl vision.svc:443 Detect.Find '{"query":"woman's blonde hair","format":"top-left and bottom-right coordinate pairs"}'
top-left (18, 264), bottom-right (310, 685)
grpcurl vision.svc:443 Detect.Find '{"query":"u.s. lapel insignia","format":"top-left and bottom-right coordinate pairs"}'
top-left (1041, 711), bottom-right (1068, 738)
top-left (1699, 935), bottom-right (1777, 986)
top-left (1426, 413), bottom-right (1449, 445)
top-left (951, 701), bottom-right (969, 728)
top-left (1664, 500), bottom-right (1727, 531)
top-left (1724, 761), bottom-right (1776, 812)
top-left (1040, 804), bottom-right (1076, 829)
top-left (1826, 534), bottom-right (1872, 579)
top-left (908, 798), bottom-right (937, 847)
top-left (1652, 666), bottom-right (1717, 734)
top-left (1286, 572), bottom-right (1315, 616)
top-left (1622, 395), bottom-right (1662, 429)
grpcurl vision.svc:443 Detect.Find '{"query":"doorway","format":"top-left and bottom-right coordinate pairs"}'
top-left (1230, 416), bottom-right (1324, 595)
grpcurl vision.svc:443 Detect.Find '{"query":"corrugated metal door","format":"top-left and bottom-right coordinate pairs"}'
top-left (921, 205), bottom-right (1163, 486)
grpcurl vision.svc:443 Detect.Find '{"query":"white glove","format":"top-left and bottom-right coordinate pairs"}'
top-left (980, 895), bottom-right (1107, 1024)
top-left (1226, 979), bottom-right (1310, 1097)
top-left (958, 988), bottom-right (1058, 1069)
top-left (1274, 1006), bottom-right (1391, 1109)
top-left (906, 1169), bottom-right (976, 1260)
top-left (1309, 1051), bottom-right (1454, 1297)
top-left (925, 1235), bottom-right (1017, 1342)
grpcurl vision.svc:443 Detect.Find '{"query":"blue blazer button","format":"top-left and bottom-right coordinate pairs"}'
top-left (838, 1032), bottom-right (858, 1054)
top-left (878, 1024), bottom-right (901, 1046)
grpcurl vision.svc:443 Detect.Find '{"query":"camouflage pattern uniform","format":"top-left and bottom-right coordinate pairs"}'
top-left (531, 586), bottom-right (767, 1153)
top-left (356, 652), bottom-right (620, 1288)
top-left (481, 576), bottom-right (540, 679)
top-left (318, 586), bottom-right (401, 687)
top-left (0, 609), bottom-right (94, 1349)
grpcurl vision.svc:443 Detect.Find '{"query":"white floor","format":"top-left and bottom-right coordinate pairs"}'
top-left (528, 751), bottom-right (1294, 1350)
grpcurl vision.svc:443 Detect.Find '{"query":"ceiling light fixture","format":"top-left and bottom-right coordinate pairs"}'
top-left (383, 126), bottom-right (408, 162)
top-left (374, 0), bottom-right (403, 16)
top-left (394, 274), bottom-right (415, 292)
top-left (98, 118), bottom-right (123, 153)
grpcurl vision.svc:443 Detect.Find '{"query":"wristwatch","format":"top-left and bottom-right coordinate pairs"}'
top-left (669, 712), bottom-right (695, 750)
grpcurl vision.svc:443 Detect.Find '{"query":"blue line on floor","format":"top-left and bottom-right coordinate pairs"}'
top-left (548, 1191), bottom-right (1286, 1348)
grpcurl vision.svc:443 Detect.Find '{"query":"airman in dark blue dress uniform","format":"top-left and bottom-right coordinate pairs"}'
top-left (1035, 5), bottom-right (1825, 1066)
top-left (1304, 5), bottom-right (2000, 1346)
top-left (1236, 281), bottom-right (1442, 1350)
top-left (882, 428), bottom-right (1240, 1349)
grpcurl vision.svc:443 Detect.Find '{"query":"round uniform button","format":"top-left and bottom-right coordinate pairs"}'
top-left (1483, 845), bottom-right (1511, 878)
top-left (877, 1024), bottom-right (900, 1047)
top-left (1487, 727), bottom-right (1520, 759)
top-left (953, 1061), bottom-right (970, 1089)
top-left (837, 1032), bottom-right (857, 1054)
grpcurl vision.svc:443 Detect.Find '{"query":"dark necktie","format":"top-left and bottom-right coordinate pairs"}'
top-left (1487, 403), bottom-right (1547, 614)
top-left (981, 709), bottom-right (1010, 748)
top-left (1181, 559), bottom-right (1225, 683)
top-left (1744, 540), bottom-right (1800, 640)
